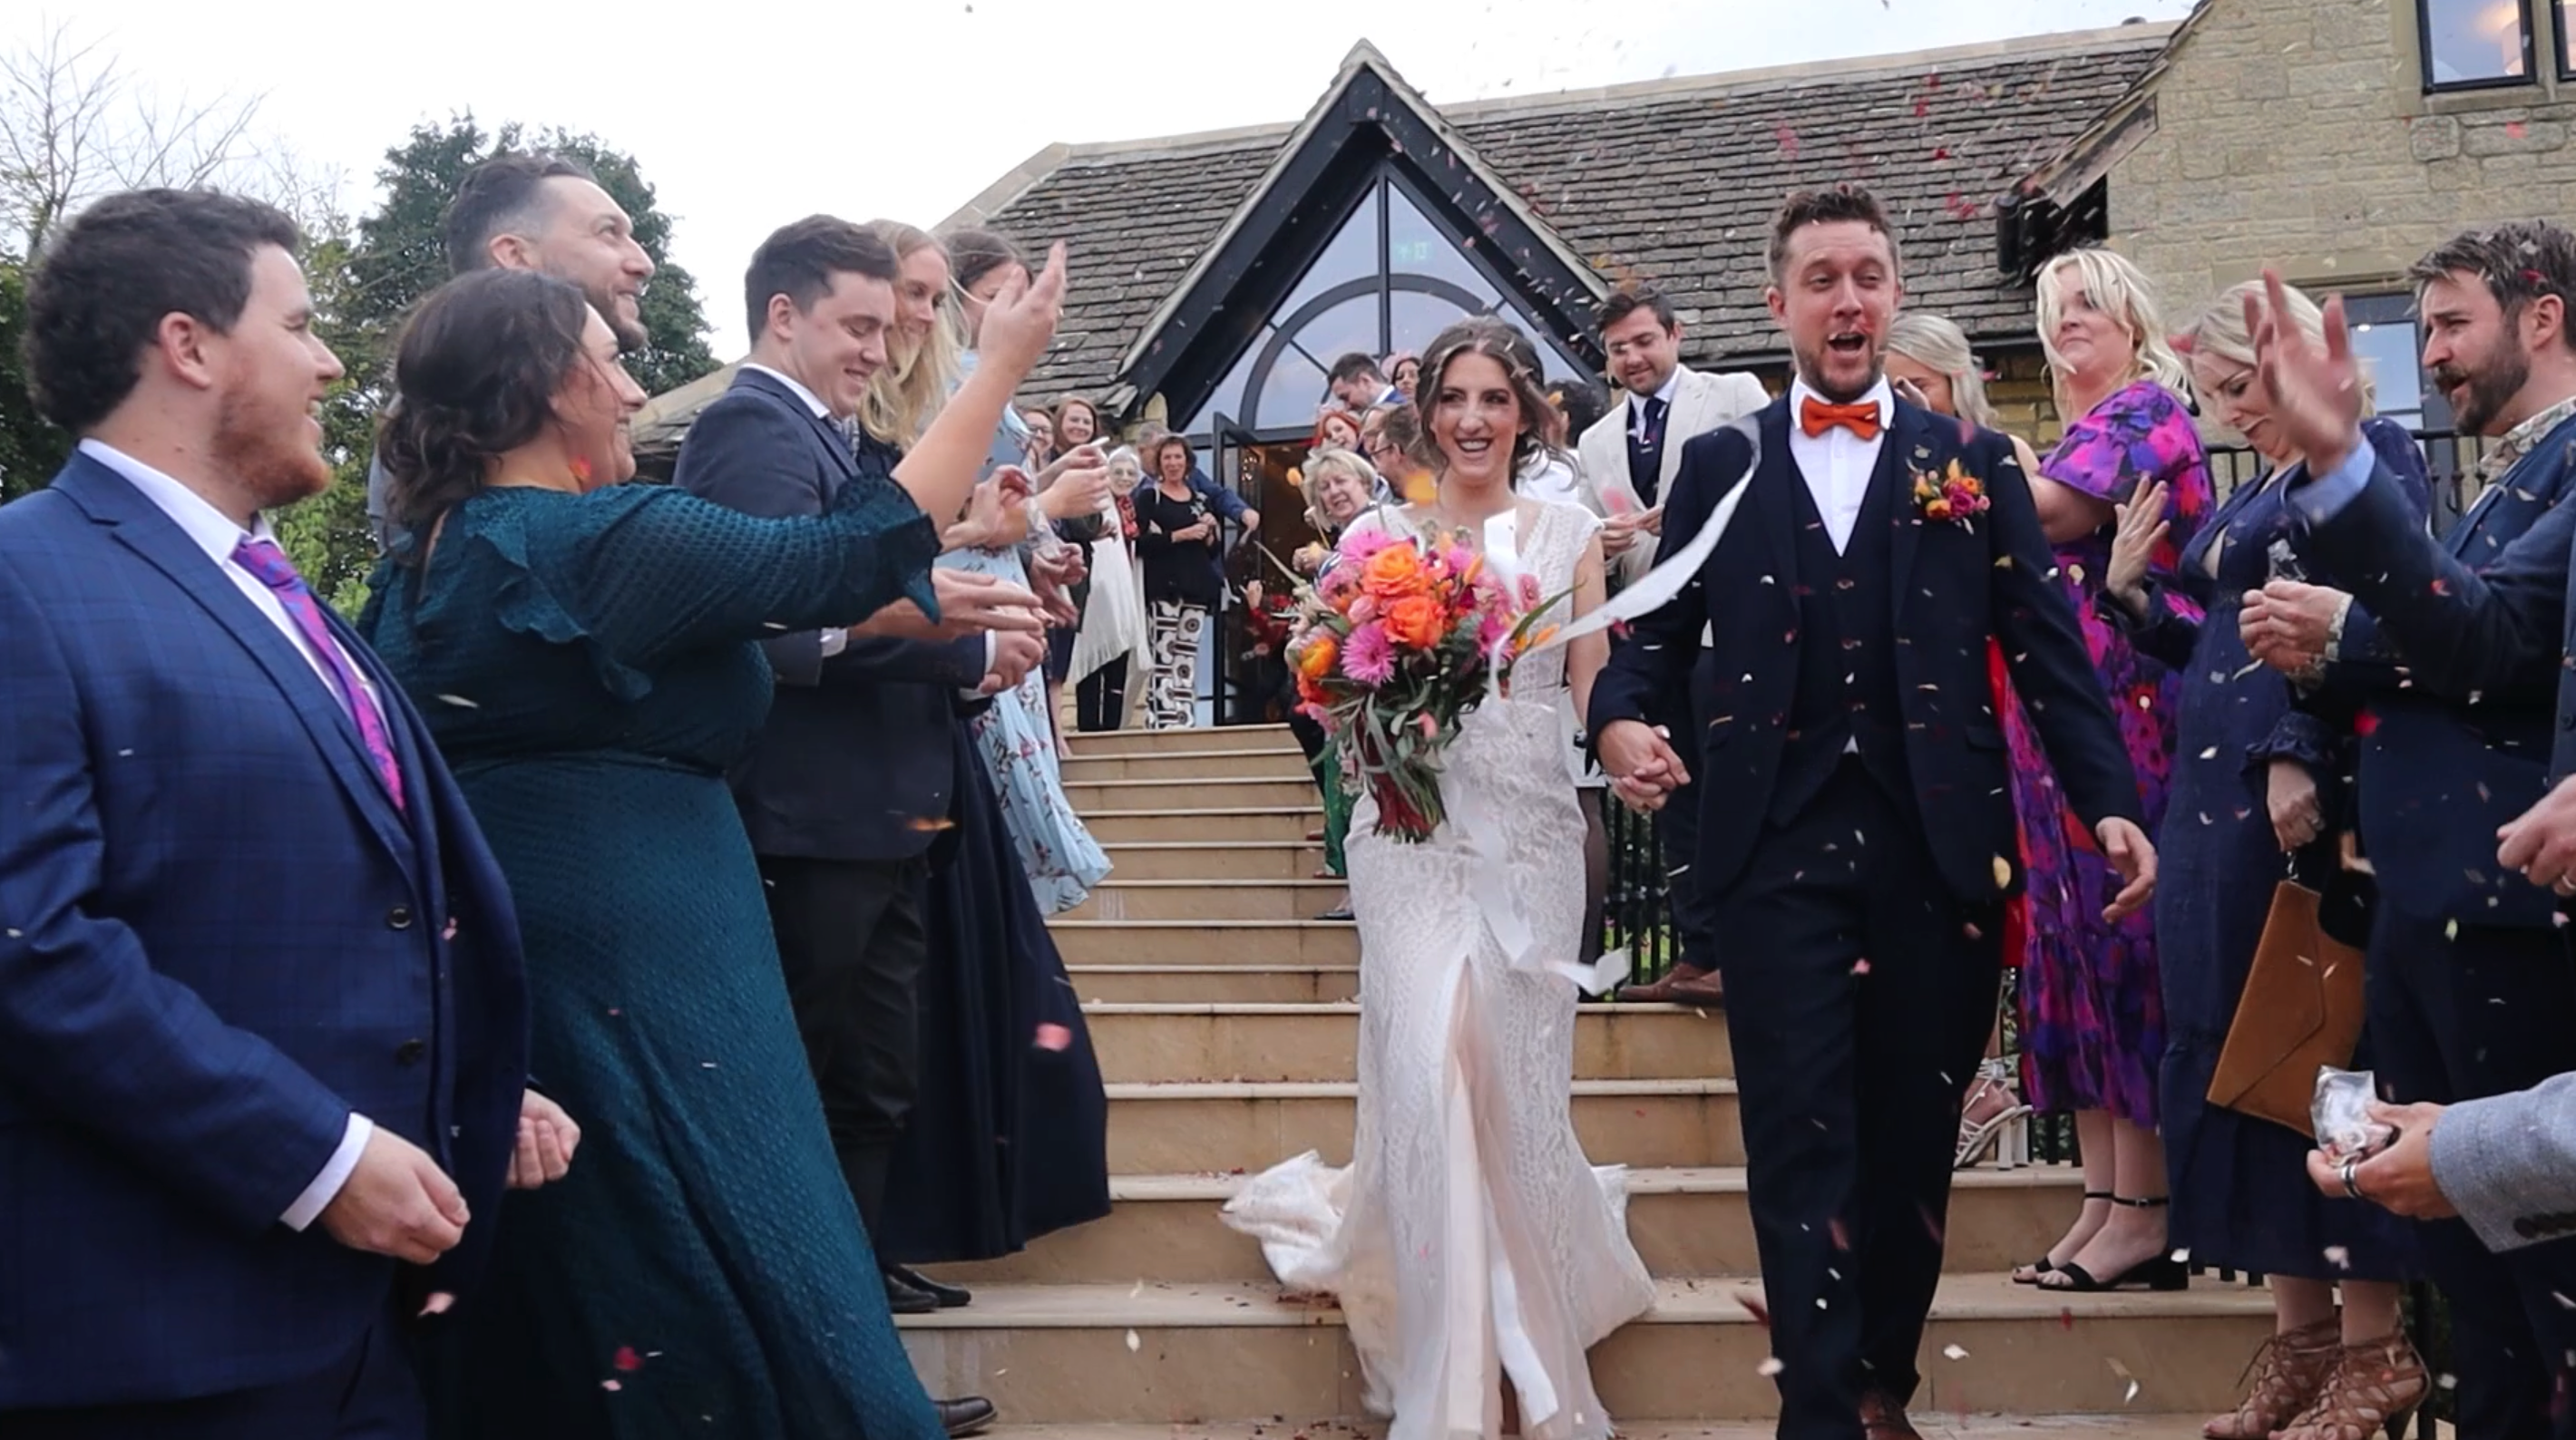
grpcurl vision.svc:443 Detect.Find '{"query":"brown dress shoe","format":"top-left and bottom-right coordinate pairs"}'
top-left (1859, 1390), bottom-right (1923, 1440)
top-left (1617, 965), bottom-right (1725, 1006)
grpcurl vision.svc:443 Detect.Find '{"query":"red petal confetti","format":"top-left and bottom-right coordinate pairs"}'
top-left (2059, 1307), bottom-right (2076, 1331)
top-left (1775, 124), bottom-right (1801, 158)
top-left (1931, 146), bottom-right (1952, 161)
top-left (1830, 1217), bottom-right (1852, 1251)
top-left (2429, 577), bottom-right (2452, 596)
top-left (613, 1346), bottom-right (643, 1373)
top-left (1913, 98), bottom-right (1930, 118)
top-left (2354, 708), bottom-right (2380, 736)
top-left (1734, 1289), bottom-right (1773, 1328)
top-left (1034, 1023), bottom-right (1073, 1052)
top-left (2508, 121), bottom-right (2529, 139)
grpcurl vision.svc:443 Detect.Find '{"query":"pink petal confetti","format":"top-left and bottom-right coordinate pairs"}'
top-left (2508, 121), bottom-right (2529, 139)
top-left (613, 1346), bottom-right (643, 1373)
top-left (1034, 1023), bottom-right (1074, 1052)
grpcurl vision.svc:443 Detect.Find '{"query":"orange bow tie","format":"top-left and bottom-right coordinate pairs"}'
top-left (1800, 396), bottom-right (1883, 442)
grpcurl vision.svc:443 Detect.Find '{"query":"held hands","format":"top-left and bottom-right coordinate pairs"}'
top-left (973, 241), bottom-right (1069, 384)
top-left (318, 1125), bottom-right (470, 1266)
top-left (2268, 760), bottom-right (2325, 853)
top-left (1597, 718), bottom-right (1692, 812)
top-left (2247, 267), bottom-right (2366, 481)
top-left (2095, 817), bottom-right (2158, 922)
top-left (2497, 773), bottom-right (2576, 896)
top-left (508, 1090), bottom-right (581, 1191)
top-left (2104, 479), bottom-right (2167, 613)
top-left (2304, 1101), bottom-right (2455, 1219)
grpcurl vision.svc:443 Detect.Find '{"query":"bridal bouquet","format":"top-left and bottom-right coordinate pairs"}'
top-left (1285, 525), bottom-right (1564, 842)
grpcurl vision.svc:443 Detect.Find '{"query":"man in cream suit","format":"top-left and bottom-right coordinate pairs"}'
top-left (1576, 287), bottom-right (1771, 587)
top-left (1576, 286), bottom-right (1768, 1006)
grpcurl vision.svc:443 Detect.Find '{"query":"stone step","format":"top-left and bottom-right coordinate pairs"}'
top-left (898, 1275), bottom-right (2274, 1425)
top-left (1082, 808), bottom-right (1322, 844)
top-left (925, 1165), bottom-right (2084, 1287)
top-left (1067, 881), bottom-right (1351, 923)
top-left (1062, 749), bottom-right (1316, 782)
top-left (1098, 841), bottom-right (1328, 881)
top-left (980, 1421), bottom-right (2225, 1440)
top-left (1082, 1001), bottom-right (1729, 1083)
top-left (1066, 776), bottom-right (1322, 812)
top-left (1068, 724), bottom-right (1300, 756)
top-left (1068, 966), bottom-right (1362, 1004)
top-left (1052, 920), bottom-right (1357, 968)
top-left (1104, 1078), bottom-right (1742, 1173)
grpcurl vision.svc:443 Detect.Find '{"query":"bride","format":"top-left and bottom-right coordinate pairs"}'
top-left (1221, 316), bottom-right (1655, 1440)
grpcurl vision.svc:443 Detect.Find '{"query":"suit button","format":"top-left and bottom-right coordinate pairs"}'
top-left (395, 1038), bottom-right (427, 1065)
top-left (387, 905), bottom-right (414, 929)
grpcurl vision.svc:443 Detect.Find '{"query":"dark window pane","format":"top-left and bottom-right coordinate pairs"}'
top-left (2423, 0), bottom-right (2527, 84)
top-left (1389, 288), bottom-right (1478, 357)
top-left (1386, 184), bottom-right (1501, 306)
top-left (1185, 327), bottom-right (1271, 436)
top-left (1278, 190), bottom-right (1382, 320)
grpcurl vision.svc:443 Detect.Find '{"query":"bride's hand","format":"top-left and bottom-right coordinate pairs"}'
top-left (1597, 719), bottom-right (1689, 811)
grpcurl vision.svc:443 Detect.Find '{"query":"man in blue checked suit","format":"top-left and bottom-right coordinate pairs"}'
top-left (0, 190), bottom-right (543, 1438)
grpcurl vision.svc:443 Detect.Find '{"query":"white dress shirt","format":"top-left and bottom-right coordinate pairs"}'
top-left (1784, 377), bottom-right (1892, 555)
top-left (79, 438), bottom-right (377, 1231)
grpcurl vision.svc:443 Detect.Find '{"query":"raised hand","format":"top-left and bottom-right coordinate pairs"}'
top-left (2103, 478), bottom-right (2168, 614)
top-left (2095, 817), bottom-right (2157, 921)
top-left (2246, 267), bottom-right (2366, 480)
top-left (976, 240), bottom-right (1068, 384)
top-left (318, 1125), bottom-right (470, 1266)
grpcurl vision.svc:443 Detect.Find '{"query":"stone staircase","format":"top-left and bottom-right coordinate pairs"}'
top-left (900, 723), bottom-right (2272, 1437)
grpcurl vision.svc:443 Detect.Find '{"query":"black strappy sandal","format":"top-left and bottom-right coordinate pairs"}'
top-left (2010, 1191), bottom-right (2111, 1285)
top-left (2040, 1195), bottom-right (2188, 1292)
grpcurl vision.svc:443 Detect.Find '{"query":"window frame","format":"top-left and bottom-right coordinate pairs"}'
top-left (2418, 0), bottom-right (2539, 92)
top-left (2558, 0), bottom-right (2576, 75)
top-left (2340, 289), bottom-right (2448, 433)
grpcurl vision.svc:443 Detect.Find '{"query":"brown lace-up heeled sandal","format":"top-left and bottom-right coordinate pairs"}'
top-left (2202, 1318), bottom-right (2339, 1439)
top-left (2276, 1332), bottom-right (2429, 1440)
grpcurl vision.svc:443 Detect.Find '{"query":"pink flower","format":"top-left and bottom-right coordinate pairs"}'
top-left (1518, 573), bottom-right (1542, 608)
top-left (1349, 594), bottom-right (1379, 624)
top-left (1339, 528), bottom-right (1400, 563)
top-left (1296, 701), bottom-right (1337, 730)
top-left (1478, 609), bottom-right (1513, 653)
top-left (1443, 545), bottom-right (1475, 578)
top-left (1416, 713), bottom-right (1439, 739)
top-left (1342, 622), bottom-right (1396, 685)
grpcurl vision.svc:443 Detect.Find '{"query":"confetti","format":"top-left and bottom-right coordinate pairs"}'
top-left (601, 1379), bottom-right (623, 1393)
top-left (1991, 854), bottom-right (2014, 887)
top-left (1035, 1023), bottom-right (1074, 1052)
top-left (1943, 1344), bottom-right (1969, 1360)
top-left (613, 1346), bottom-right (643, 1372)
top-left (435, 694), bottom-right (480, 708)
top-left (906, 816), bottom-right (959, 832)
top-left (1757, 1357), bottom-right (1786, 1377)
top-left (1126, 1328), bottom-right (1142, 1352)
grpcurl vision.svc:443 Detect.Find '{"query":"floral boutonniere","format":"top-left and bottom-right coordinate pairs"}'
top-left (1911, 458), bottom-right (1990, 529)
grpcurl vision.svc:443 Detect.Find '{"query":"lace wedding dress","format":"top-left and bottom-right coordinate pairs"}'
top-left (1221, 500), bottom-right (1654, 1440)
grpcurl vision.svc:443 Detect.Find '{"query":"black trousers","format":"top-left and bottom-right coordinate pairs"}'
top-left (1651, 689), bottom-right (1721, 974)
top-left (10, 1299), bottom-right (421, 1439)
top-left (760, 852), bottom-right (932, 1241)
top-left (1712, 761), bottom-right (2001, 1440)
top-left (2368, 910), bottom-right (2576, 1440)
top-left (1075, 657), bottom-right (1130, 733)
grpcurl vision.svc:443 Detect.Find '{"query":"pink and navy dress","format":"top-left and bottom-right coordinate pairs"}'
top-left (2002, 379), bottom-right (2210, 1127)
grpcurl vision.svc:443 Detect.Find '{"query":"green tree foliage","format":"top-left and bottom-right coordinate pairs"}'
top-left (0, 257), bottom-right (68, 501)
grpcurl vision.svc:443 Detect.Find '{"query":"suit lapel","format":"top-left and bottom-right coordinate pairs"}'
top-left (734, 369), bottom-right (859, 485)
top-left (1661, 368), bottom-right (1706, 492)
top-left (58, 459), bottom-right (415, 867)
top-left (1882, 404), bottom-right (1929, 619)
top-left (1752, 400), bottom-right (1802, 598)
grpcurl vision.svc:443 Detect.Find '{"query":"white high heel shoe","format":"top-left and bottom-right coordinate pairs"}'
top-left (1956, 1056), bottom-right (2033, 1171)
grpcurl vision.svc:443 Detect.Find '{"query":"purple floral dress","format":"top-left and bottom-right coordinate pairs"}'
top-left (2002, 379), bottom-right (2210, 1126)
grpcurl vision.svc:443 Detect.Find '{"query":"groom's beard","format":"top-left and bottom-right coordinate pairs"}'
top-left (1791, 344), bottom-right (1887, 405)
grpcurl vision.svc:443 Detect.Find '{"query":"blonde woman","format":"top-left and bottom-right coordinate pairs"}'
top-left (2109, 281), bottom-right (2427, 1440)
top-left (2005, 247), bottom-right (2212, 1295)
top-left (1884, 312), bottom-right (2041, 1172)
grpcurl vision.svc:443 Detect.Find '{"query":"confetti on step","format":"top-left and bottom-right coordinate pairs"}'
top-left (1757, 1357), bottom-right (1785, 1377)
top-left (1942, 1344), bottom-right (1969, 1360)
top-left (1125, 1328), bottom-right (1142, 1353)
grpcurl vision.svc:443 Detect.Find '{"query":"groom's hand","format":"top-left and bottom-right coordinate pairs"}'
top-left (1598, 719), bottom-right (1689, 810)
top-left (2096, 817), bottom-right (2158, 922)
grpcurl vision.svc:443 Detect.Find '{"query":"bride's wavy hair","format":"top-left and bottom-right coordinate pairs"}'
top-left (376, 268), bottom-right (594, 559)
top-left (1410, 316), bottom-right (1554, 482)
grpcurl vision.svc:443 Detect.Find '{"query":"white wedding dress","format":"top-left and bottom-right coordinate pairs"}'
top-left (1221, 500), bottom-right (1654, 1440)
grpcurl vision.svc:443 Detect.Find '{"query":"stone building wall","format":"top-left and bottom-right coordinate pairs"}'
top-left (2106, 0), bottom-right (2576, 326)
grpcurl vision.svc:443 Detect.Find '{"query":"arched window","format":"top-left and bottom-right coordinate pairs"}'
top-left (1184, 173), bottom-right (1587, 437)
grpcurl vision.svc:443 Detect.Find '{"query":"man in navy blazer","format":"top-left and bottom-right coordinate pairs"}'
top-left (1592, 187), bottom-right (2152, 1440)
top-left (0, 190), bottom-right (533, 1436)
top-left (2244, 227), bottom-right (2576, 1440)
top-left (677, 217), bottom-right (1039, 1349)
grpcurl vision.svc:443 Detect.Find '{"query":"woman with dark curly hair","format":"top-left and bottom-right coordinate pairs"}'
top-left (361, 265), bottom-right (1052, 1439)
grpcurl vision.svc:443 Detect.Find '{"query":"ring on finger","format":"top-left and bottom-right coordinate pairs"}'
top-left (2338, 1155), bottom-right (2364, 1201)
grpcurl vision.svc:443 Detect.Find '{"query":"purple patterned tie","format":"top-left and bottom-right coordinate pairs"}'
top-left (230, 537), bottom-right (408, 812)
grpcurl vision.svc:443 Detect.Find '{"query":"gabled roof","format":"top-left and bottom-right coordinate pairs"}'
top-left (958, 23), bottom-right (2173, 401)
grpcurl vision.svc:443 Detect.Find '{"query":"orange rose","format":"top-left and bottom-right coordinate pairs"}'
top-left (1382, 594), bottom-right (1447, 650)
top-left (1297, 672), bottom-right (1330, 706)
top-left (1296, 635), bottom-right (1339, 679)
top-left (1361, 544), bottom-right (1428, 602)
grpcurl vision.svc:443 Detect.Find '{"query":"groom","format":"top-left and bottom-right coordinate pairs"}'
top-left (1591, 186), bottom-right (2154, 1440)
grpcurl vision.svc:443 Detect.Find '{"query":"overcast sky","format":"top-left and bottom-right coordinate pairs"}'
top-left (17, 0), bottom-right (2195, 335)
